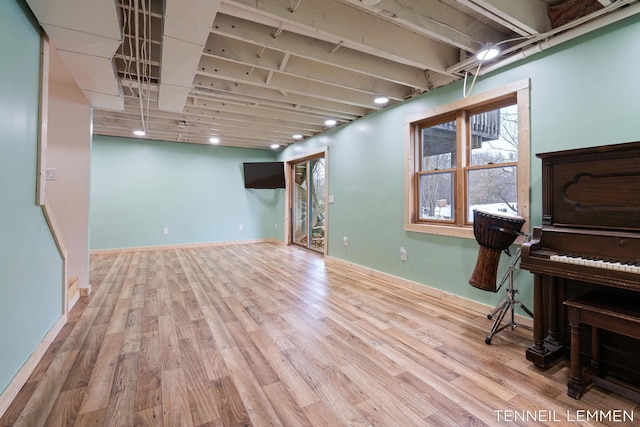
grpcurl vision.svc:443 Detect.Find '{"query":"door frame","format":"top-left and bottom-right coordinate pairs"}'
top-left (285, 147), bottom-right (328, 255)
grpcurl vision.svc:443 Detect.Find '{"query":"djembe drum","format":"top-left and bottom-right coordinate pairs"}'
top-left (469, 209), bottom-right (525, 291)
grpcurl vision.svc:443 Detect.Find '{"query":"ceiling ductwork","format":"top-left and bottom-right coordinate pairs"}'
top-left (158, 0), bottom-right (222, 112)
top-left (26, 0), bottom-right (124, 111)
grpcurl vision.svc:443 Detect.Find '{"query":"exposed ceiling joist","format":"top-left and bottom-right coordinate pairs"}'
top-left (210, 13), bottom-right (450, 90)
top-left (28, 0), bottom-right (638, 149)
top-left (456, 0), bottom-right (552, 36)
top-left (340, 0), bottom-right (504, 51)
top-left (202, 34), bottom-right (411, 101)
top-left (224, 0), bottom-right (460, 71)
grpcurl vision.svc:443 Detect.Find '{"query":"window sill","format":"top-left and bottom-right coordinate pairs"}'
top-left (404, 222), bottom-right (528, 245)
top-left (404, 222), bottom-right (475, 239)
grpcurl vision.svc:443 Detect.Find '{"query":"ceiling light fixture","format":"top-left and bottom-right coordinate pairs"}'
top-left (463, 42), bottom-right (503, 98)
top-left (293, 134), bottom-right (303, 140)
top-left (476, 43), bottom-right (500, 61)
top-left (270, 143), bottom-right (280, 150)
top-left (133, 130), bottom-right (146, 136)
top-left (374, 95), bottom-right (389, 105)
top-left (209, 137), bottom-right (220, 144)
top-left (324, 119), bottom-right (337, 126)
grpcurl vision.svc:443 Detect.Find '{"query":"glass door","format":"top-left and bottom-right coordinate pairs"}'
top-left (293, 162), bottom-right (308, 246)
top-left (291, 156), bottom-right (325, 252)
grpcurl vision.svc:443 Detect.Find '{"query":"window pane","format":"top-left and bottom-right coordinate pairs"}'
top-left (467, 166), bottom-right (517, 222)
top-left (421, 120), bottom-right (457, 171)
top-left (419, 172), bottom-right (454, 221)
top-left (470, 105), bottom-right (518, 166)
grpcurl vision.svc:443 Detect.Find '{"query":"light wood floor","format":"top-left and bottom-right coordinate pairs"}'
top-left (2, 243), bottom-right (638, 426)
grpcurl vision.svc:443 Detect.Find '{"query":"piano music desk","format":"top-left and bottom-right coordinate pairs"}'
top-left (564, 292), bottom-right (640, 401)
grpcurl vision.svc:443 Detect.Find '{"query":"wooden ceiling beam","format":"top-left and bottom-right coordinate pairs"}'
top-left (201, 37), bottom-right (411, 100)
top-left (221, 0), bottom-right (459, 71)
top-left (191, 76), bottom-right (369, 117)
top-left (338, 0), bottom-right (504, 52)
top-left (456, 0), bottom-right (552, 37)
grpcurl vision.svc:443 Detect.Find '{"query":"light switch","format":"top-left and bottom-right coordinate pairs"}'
top-left (46, 168), bottom-right (57, 181)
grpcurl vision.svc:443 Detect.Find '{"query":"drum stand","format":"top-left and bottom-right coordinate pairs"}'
top-left (485, 247), bottom-right (534, 344)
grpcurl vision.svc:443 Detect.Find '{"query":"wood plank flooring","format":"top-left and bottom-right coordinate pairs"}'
top-left (2, 242), bottom-right (638, 426)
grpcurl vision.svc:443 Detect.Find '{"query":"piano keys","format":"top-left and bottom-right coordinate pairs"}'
top-left (549, 254), bottom-right (640, 273)
top-left (520, 141), bottom-right (640, 386)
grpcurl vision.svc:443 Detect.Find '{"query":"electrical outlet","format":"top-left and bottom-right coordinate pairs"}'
top-left (275, 223), bottom-right (278, 230)
top-left (343, 236), bottom-right (349, 247)
top-left (400, 247), bottom-right (407, 261)
top-left (239, 224), bottom-right (243, 231)
top-left (163, 227), bottom-right (169, 235)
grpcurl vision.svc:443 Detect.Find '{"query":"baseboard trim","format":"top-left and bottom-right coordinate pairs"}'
top-left (325, 255), bottom-right (533, 329)
top-left (90, 238), bottom-right (282, 254)
top-left (0, 314), bottom-right (67, 419)
top-left (68, 290), bottom-right (80, 310)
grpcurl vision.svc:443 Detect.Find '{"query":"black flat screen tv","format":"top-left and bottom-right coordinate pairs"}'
top-left (243, 162), bottom-right (286, 189)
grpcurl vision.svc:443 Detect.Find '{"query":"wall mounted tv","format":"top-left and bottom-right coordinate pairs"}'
top-left (243, 162), bottom-right (286, 189)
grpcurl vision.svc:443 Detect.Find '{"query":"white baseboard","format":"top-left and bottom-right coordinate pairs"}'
top-left (68, 290), bottom-right (80, 310)
top-left (325, 255), bottom-right (533, 329)
top-left (90, 238), bottom-right (282, 254)
top-left (0, 314), bottom-right (67, 419)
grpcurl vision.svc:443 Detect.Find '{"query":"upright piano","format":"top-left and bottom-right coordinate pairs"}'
top-left (520, 141), bottom-right (640, 382)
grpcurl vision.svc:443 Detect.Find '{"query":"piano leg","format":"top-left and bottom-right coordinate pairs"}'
top-left (532, 273), bottom-right (545, 350)
top-left (546, 276), bottom-right (561, 346)
top-left (591, 327), bottom-right (600, 370)
top-left (567, 306), bottom-right (586, 399)
top-left (526, 274), bottom-right (564, 367)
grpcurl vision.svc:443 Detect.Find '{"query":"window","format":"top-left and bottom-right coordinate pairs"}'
top-left (405, 80), bottom-right (530, 239)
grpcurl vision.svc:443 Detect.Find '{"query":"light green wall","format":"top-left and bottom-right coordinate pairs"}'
top-left (0, 0), bottom-right (64, 395)
top-left (280, 14), bottom-right (640, 311)
top-left (90, 136), bottom-right (283, 249)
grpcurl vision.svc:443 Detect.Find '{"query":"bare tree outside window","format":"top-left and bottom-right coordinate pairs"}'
top-left (405, 80), bottom-right (530, 237)
top-left (467, 105), bottom-right (519, 221)
top-left (418, 103), bottom-right (519, 223)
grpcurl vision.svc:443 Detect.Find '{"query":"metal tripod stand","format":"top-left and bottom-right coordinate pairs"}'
top-left (485, 246), bottom-right (534, 344)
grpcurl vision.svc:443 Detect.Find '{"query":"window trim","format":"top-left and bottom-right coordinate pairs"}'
top-left (404, 79), bottom-right (530, 240)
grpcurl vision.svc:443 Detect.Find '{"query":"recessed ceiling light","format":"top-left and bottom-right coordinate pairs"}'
top-left (374, 95), bottom-right (389, 105)
top-left (324, 119), bottom-right (337, 126)
top-left (270, 143), bottom-right (280, 150)
top-left (209, 137), bottom-right (220, 144)
top-left (293, 134), bottom-right (303, 140)
top-left (133, 130), bottom-right (145, 136)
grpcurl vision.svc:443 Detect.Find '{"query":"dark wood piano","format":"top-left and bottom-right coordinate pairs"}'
top-left (520, 141), bottom-right (640, 388)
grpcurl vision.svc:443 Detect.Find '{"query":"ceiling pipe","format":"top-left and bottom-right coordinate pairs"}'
top-left (133, 0), bottom-right (149, 134)
top-left (447, 0), bottom-right (639, 76)
top-left (479, 0), bottom-right (640, 75)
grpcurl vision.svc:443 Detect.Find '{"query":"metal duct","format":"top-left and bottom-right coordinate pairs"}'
top-left (26, 0), bottom-right (124, 110)
top-left (157, 0), bottom-right (222, 112)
